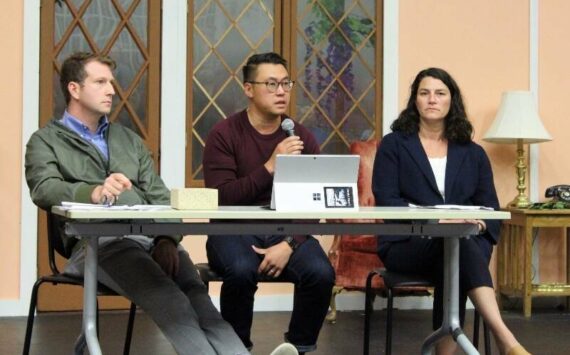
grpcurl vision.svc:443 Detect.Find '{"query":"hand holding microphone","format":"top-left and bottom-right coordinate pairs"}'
top-left (264, 118), bottom-right (304, 174)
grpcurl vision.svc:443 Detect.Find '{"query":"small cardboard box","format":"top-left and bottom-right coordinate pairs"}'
top-left (171, 188), bottom-right (218, 210)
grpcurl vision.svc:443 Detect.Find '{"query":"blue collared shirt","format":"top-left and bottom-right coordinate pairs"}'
top-left (60, 111), bottom-right (110, 160)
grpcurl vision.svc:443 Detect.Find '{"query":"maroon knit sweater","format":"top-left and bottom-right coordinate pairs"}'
top-left (203, 109), bottom-right (320, 206)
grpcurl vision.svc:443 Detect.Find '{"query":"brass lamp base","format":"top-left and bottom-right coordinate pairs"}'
top-left (509, 139), bottom-right (531, 209)
top-left (508, 195), bottom-right (531, 209)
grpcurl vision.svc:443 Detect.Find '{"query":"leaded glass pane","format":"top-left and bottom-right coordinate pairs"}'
top-left (192, 134), bottom-right (204, 179)
top-left (131, 0), bottom-right (148, 46)
top-left (193, 84), bottom-right (209, 119)
top-left (190, 0), bottom-right (276, 184)
top-left (194, 0), bottom-right (208, 14)
top-left (322, 133), bottom-right (347, 154)
top-left (195, 2), bottom-right (231, 46)
top-left (195, 53), bottom-right (230, 97)
top-left (68, 0), bottom-right (85, 10)
top-left (216, 79), bottom-right (248, 115)
top-left (193, 30), bottom-right (209, 66)
top-left (295, 0), bottom-right (378, 154)
top-left (195, 105), bottom-right (225, 144)
top-left (57, 26), bottom-right (92, 63)
top-left (54, 1), bottom-right (73, 45)
top-left (219, 0), bottom-right (249, 20)
top-left (117, 0), bottom-right (134, 11)
top-left (300, 4), bottom-right (333, 47)
top-left (341, 107), bottom-right (373, 142)
top-left (237, 1), bottom-right (273, 46)
top-left (108, 28), bottom-right (144, 90)
top-left (217, 28), bottom-right (251, 71)
top-left (297, 54), bottom-right (333, 100)
top-left (302, 108), bottom-right (332, 145)
top-left (117, 106), bottom-right (142, 136)
top-left (340, 55), bottom-right (372, 100)
top-left (319, 82), bottom-right (353, 125)
top-left (130, 71), bottom-right (147, 128)
top-left (83, 0), bottom-right (120, 51)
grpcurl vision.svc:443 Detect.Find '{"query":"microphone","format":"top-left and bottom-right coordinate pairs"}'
top-left (281, 118), bottom-right (295, 137)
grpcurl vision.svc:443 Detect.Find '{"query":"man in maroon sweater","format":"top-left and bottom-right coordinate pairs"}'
top-left (203, 52), bottom-right (335, 354)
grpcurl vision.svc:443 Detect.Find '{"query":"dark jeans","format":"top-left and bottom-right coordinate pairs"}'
top-left (378, 235), bottom-right (493, 330)
top-left (206, 234), bottom-right (335, 353)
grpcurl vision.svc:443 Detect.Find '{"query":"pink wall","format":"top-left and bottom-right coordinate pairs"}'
top-left (0, 0), bottom-right (23, 299)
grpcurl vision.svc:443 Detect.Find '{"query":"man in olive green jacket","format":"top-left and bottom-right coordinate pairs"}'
top-left (24, 52), bottom-right (252, 355)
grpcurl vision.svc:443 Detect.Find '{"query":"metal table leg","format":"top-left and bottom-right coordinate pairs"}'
top-left (421, 237), bottom-right (479, 355)
top-left (74, 237), bottom-right (102, 355)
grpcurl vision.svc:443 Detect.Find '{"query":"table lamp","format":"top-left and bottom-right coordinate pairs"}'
top-left (483, 91), bottom-right (551, 208)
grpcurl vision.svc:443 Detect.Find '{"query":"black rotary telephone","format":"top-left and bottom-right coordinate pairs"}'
top-left (545, 185), bottom-right (570, 202)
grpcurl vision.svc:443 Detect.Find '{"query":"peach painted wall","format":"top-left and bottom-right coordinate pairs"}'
top-left (399, 0), bottom-right (529, 205)
top-left (0, 0), bottom-right (23, 299)
top-left (537, 0), bottom-right (570, 282)
top-left (398, 0), bottom-right (529, 282)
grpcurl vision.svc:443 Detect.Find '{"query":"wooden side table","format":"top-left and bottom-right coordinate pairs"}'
top-left (497, 208), bottom-right (570, 317)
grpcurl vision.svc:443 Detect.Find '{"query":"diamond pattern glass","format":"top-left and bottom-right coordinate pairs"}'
top-left (117, 0), bottom-right (134, 11)
top-left (295, 0), bottom-right (378, 154)
top-left (195, 2), bottom-right (231, 46)
top-left (108, 28), bottom-right (145, 90)
top-left (117, 106), bottom-right (142, 136)
top-left (54, 1), bottom-right (73, 45)
top-left (319, 82), bottom-right (354, 125)
top-left (217, 28), bottom-right (251, 71)
top-left (48, 0), bottom-right (154, 154)
top-left (195, 53), bottom-right (231, 97)
top-left (129, 71), bottom-right (148, 128)
top-left (190, 0), bottom-right (276, 185)
top-left (341, 107), bottom-right (374, 142)
top-left (237, 1), bottom-right (273, 47)
top-left (131, 0), bottom-right (148, 46)
top-left (83, 0), bottom-right (120, 50)
top-left (57, 26), bottom-right (92, 63)
top-left (219, 0), bottom-right (249, 19)
top-left (69, 0), bottom-right (85, 10)
top-left (216, 80), bottom-right (248, 116)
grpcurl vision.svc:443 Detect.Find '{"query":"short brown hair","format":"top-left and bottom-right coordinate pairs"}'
top-left (60, 52), bottom-right (116, 104)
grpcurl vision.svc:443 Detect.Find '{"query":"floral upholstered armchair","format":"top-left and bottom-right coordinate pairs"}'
top-left (327, 139), bottom-right (384, 322)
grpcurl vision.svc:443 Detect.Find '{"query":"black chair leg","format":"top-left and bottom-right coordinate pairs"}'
top-left (473, 309), bottom-right (492, 355)
top-left (23, 279), bottom-right (44, 355)
top-left (123, 302), bottom-right (137, 355)
top-left (483, 319), bottom-right (492, 355)
top-left (385, 288), bottom-right (393, 355)
top-left (473, 309), bottom-right (481, 349)
top-left (363, 271), bottom-right (377, 355)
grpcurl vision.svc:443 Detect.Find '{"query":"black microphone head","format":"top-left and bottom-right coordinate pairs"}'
top-left (281, 118), bottom-right (295, 137)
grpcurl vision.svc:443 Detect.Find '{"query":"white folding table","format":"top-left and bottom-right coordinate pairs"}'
top-left (52, 205), bottom-right (510, 355)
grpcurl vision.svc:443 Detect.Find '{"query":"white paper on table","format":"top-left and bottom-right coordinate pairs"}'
top-left (408, 203), bottom-right (494, 211)
top-left (60, 201), bottom-right (171, 211)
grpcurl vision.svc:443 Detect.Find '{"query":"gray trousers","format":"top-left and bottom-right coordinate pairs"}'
top-left (65, 236), bottom-right (249, 355)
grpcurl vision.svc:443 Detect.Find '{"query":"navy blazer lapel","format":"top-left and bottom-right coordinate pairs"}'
top-left (445, 142), bottom-right (468, 199)
top-left (401, 133), bottom-right (440, 195)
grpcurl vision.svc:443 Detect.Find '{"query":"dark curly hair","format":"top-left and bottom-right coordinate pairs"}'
top-left (391, 67), bottom-right (473, 144)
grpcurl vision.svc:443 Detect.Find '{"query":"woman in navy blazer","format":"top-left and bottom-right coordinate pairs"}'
top-left (372, 68), bottom-right (529, 355)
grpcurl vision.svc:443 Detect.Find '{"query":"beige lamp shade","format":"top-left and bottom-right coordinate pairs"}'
top-left (483, 91), bottom-right (551, 144)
